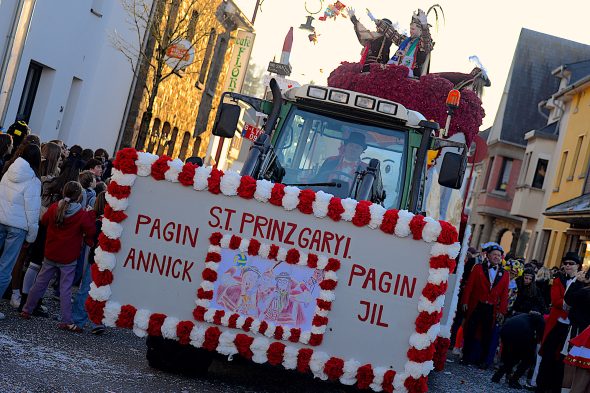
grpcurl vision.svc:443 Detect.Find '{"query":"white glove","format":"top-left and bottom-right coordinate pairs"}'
top-left (366, 8), bottom-right (376, 22)
top-left (347, 7), bottom-right (355, 17)
top-left (417, 9), bottom-right (428, 26)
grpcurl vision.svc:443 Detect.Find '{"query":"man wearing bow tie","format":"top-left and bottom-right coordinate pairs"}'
top-left (460, 243), bottom-right (510, 367)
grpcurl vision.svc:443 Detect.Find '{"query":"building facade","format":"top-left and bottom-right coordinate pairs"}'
top-left (541, 62), bottom-right (590, 267)
top-left (470, 29), bottom-right (590, 255)
top-left (0, 0), bottom-right (149, 152)
top-left (121, 0), bottom-right (253, 162)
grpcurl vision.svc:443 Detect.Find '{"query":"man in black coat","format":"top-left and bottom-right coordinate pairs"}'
top-left (492, 312), bottom-right (545, 389)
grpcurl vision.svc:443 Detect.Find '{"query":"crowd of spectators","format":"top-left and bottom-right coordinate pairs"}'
top-left (451, 240), bottom-right (590, 392)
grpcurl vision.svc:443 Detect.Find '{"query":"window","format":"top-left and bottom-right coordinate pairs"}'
top-left (198, 29), bottom-right (216, 86)
top-left (192, 136), bottom-right (202, 158)
top-left (495, 157), bottom-right (513, 191)
top-left (157, 122), bottom-right (171, 156)
top-left (16, 61), bottom-right (43, 123)
top-left (147, 118), bottom-right (161, 154)
top-left (187, 11), bottom-right (200, 41)
top-left (569, 135), bottom-right (585, 180)
top-left (531, 159), bottom-right (548, 189)
top-left (482, 156), bottom-right (494, 190)
top-left (519, 152), bottom-right (531, 185)
top-left (554, 151), bottom-right (568, 191)
top-left (179, 132), bottom-right (191, 161)
top-left (167, 127), bottom-right (179, 157)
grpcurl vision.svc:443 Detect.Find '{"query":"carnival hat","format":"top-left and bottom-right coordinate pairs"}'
top-left (562, 251), bottom-right (582, 265)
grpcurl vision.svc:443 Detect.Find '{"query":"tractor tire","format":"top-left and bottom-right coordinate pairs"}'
top-left (146, 335), bottom-right (214, 376)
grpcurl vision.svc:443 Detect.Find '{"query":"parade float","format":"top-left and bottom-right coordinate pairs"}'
top-left (87, 6), bottom-right (489, 393)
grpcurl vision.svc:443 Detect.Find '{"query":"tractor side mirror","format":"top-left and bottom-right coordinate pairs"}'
top-left (212, 103), bottom-right (241, 138)
top-left (439, 151), bottom-right (466, 189)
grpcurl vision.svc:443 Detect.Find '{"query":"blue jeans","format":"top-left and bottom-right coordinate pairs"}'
top-left (0, 224), bottom-right (26, 296)
top-left (72, 246), bottom-right (96, 329)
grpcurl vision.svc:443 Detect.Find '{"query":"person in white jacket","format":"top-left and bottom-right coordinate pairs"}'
top-left (0, 144), bottom-right (41, 319)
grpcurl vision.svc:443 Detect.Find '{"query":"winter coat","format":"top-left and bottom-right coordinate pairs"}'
top-left (0, 157), bottom-right (41, 242)
top-left (542, 274), bottom-right (571, 343)
top-left (42, 201), bottom-right (96, 264)
top-left (564, 280), bottom-right (590, 337)
top-left (461, 261), bottom-right (510, 326)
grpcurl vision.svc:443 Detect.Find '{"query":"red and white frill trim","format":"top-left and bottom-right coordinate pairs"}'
top-left (86, 149), bottom-right (461, 393)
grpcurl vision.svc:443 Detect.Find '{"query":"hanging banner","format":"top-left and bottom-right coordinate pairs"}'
top-left (223, 30), bottom-right (256, 93)
top-left (164, 39), bottom-right (195, 71)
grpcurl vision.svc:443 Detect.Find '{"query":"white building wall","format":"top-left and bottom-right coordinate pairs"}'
top-left (3, 0), bottom-right (150, 152)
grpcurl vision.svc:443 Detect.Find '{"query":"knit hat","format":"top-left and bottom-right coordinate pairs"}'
top-left (6, 120), bottom-right (30, 149)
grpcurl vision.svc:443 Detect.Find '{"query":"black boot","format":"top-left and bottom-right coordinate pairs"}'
top-left (492, 369), bottom-right (504, 383)
top-left (508, 378), bottom-right (523, 389)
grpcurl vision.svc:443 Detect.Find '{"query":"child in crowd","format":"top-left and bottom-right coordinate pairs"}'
top-left (78, 170), bottom-right (96, 209)
top-left (21, 181), bottom-right (95, 332)
top-left (72, 191), bottom-right (106, 334)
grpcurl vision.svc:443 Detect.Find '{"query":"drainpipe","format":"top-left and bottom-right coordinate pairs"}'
top-left (0, 0), bottom-right (36, 128)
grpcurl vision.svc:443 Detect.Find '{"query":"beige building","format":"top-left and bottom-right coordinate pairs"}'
top-left (121, 0), bottom-right (253, 161)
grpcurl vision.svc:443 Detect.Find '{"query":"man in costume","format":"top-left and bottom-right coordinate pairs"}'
top-left (376, 9), bottom-right (434, 77)
top-left (347, 8), bottom-right (393, 71)
top-left (460, 243), bottom-right (510, 367)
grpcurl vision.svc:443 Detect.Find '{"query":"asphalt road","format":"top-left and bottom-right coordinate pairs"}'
top-left (0, 299), bottom-right (523, 393)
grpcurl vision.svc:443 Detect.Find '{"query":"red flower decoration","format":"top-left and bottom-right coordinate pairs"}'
top-left (98, 233), bottom-right (121, 253)
top-left (380, 209), bottom-right (399, 234)
top-left (404, 375), bottom-right (428, 393)
top-left (213, 310), bottom-right (224, 325)
top-left (319, 279), bottom-right (337, 291)
top-left (147, 313), bottom-right (167, 336)
top-left (113, 148), bottom-right (138, 174)
top-left (407, 344), bottom-right (435, 363)
top-left (429, 254), bottom-right (455, 269)
top-left (202, 268), bottom-right (218, 282)
top-left (415, 311), bottom-right (442, 333)
top-left (237, 176), bottom-right (257, 199)
top-left (297, 348), bottom-right (313, 373)
top-left (248, 239), bottom-right (261, 256)
top-left (209, 232), bottom-right (222, 246)
top-left (151, 155), bottom-right (172, 181)
top-left (203, 326), bottom-right (221, 351)
top-left (85, 298), bottom-right (106, 324)
top-left (193, 306), bottom-right (206, 321)
top-left (312, 315), bottom-right (328, 327)
top-left (242, 317), bottom-right (253, 332)
top-left (267, 342), bottom-right (286, 366)
top-left (274, 325), bottom-right (284, 340)
top-left (228, 314), bottom-right (239, 328)
top-left (324, 357), bottom-right (345, 380)
top-left (229, 235), bottom-right (241, 250)
top-left (286, 249), bottom-right (300, 264)
top-left (107, 182), bottom-right (131, 200)
top-left (327, 197), bottom-right (344, 221)
top-left (316, 299), bottom-right (332, 311)
top-left (437, 221), bottom-right (458, 245)
top-left (383, 370), bottom-right (396, 393)
top-left (197, 288), bottom-right (213, 300)
top-left (433, 336), bottom-right (451, 371)
top-left (356, 364), bottom-right (374, 390)
top-left (422, 282), bottom-right (448, 302)
top-left (178, 163), bottom-right (197, 186)
top-left (205, 252), bottom-right (221, 263)
top-left (309, 333), bottom-right (323, 346)
top-left (176, 320), bottom-right (194, 345)
top-left (234, 334), bottom-right (254, 360)
top-left (325, 258), bottom-right (340, 271)
top-left (104, 205), bottom-right (127, 223)
top-left (258, 320), bottom-right (268, 334)
top-left (409, 215), bottom-right (426, 240)
top-left (307, 254), bottom-right (318, 268)
top-left (116, 304), bottom-right (137, 328)
top-left (207, 168), bottom-right (224, 194)
top-left (289, 328), bottom-right (301, 343)
top-left (268, 244), bottom-right (279, 260)
top-left (297, 189), bottom-right (316, 214)
top-left (352, 200), bottom-right (372, 227)
top-left (90, 263), bottom-right (113, 286)
top-left (269, 183), bottom-right (286, 206)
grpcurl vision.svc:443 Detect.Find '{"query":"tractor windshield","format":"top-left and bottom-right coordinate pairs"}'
top-left (275, 107), bottom-right (407, 209)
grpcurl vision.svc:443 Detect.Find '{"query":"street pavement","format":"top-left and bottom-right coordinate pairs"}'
top-left (0, 299), bottom-right (524, 393)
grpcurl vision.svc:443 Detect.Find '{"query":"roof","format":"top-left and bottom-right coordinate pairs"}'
top-left (544, 193), bottom-right (590, 226)
top-left (529, 121), bottom-right (559, 140)
top-left (478, 127), bottom-right (491, 142)
top-left (498, 29), bottom-right (590, 146)
top-left (564, 59), bottom-right (590, 85)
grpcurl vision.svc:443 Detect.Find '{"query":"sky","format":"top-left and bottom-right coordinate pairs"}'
top-left (233, 0), bottom-right (590, 129)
